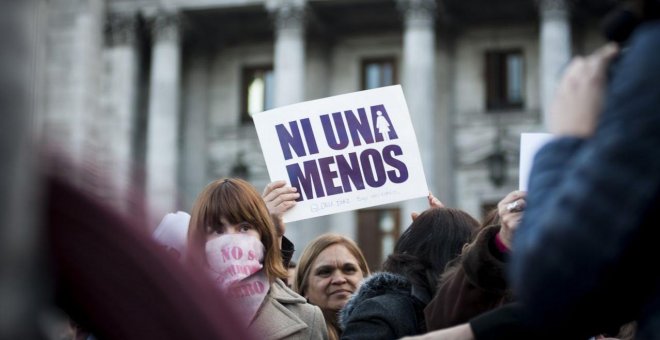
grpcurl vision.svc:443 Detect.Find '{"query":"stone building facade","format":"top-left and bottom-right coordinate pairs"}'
top-left (38, 0), bottom-right (615, 268)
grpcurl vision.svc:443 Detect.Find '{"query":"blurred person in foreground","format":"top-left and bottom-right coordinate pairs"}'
top-left (293, 234), bottom-right (370, 340)
top-left (511, 0), bottom-right (660, 337)
top-left (46, 164), bottom-right (252, 339)
top-left (187, 178), bottom-right (327, 339)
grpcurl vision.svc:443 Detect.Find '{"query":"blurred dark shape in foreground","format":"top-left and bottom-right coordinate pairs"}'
top-left (47, 167), bottom-right (253, 339)
top-left (1, 2), bottom-right (252, 336)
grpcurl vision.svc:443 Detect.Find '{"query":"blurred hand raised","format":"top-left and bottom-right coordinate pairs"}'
top-left (549, 43), bottom-right (619, 137)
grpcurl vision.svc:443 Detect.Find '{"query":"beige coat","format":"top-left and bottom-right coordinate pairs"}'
top-left (250, 279), bottom-right (328, 340)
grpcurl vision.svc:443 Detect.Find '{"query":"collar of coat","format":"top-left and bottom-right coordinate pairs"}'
top-left (250, 278), bottom-right (310, 339)
top-left (269, 278), bottom-right (307, 303)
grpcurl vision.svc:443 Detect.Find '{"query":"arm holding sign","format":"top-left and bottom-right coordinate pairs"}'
top-left (495, 191), bottom-right (526, 251)
top-left (263, 180), bottom-right (300, 237)
top-left (411, 192), bottom-right (444, 220)
top-left (426, 193), bottom-right (444, 209)
top-left (262, 180), bottom-right (300, 268)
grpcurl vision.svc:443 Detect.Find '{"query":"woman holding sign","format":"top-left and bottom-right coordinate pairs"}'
top-left (187, 178), bottom-right (328, 340)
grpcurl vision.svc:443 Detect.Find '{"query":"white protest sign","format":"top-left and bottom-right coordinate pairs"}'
top-left (519, 133), bottom-right (555, 191)
top-left (253, 85), bottom-right (429, 223)
top-left (153, 211), bottom-right (190, 261)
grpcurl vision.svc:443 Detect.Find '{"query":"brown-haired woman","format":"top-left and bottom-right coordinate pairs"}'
top-left (293, 234), bottom-right (370, 340)
top-left (188, 178), bottom-right (327, 339)
top-left (423, 190), bottom-right (525, 332)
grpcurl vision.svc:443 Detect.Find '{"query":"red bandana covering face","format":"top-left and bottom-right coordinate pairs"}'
top-left (205, 234), bottom-right (269, 324)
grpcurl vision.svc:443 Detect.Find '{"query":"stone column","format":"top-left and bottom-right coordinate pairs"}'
top-left (0, 1), bottom-right (44, 338)
top-left (267, 0), bottom-right (306, 107)
top-left (104, 13), bottom-right (139, 213)
top-left (398, 0), bottom-right (440, 220)
top-left (181, 47), bottom-right (210, 211)
top-left (539, 0), bottom-right (571, 127)
top-left (70, 0), bottom-right (105, 173)
top-left (266, 0), bottom-right (312, 245)
top-left (146, 10), bottom-right (181, 227)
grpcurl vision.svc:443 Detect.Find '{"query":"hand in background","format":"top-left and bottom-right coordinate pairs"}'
top-left (549, 43), bottom-right (619, 137)
top-left (411, 192), bottom-right (444, 221)
top-left (497, 190), bottom-right (527, 250)
top-left (262, 180), bottom-right (300, 238)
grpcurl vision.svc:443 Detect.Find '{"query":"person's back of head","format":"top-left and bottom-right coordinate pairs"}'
top-left (383, 208), bottom-right (479, 296)
top-left (603, 0), bottom-right (660, 43)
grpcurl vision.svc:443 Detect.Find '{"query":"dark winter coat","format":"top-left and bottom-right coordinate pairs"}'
top-left (424, 225), bottom-right (514, 331)
top-left (339, 272), bottom-right (430, 340)
top-left (512, 21), bottom-right (660, 340)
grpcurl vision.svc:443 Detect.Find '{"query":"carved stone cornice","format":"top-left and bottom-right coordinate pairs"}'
top-left (397, 0), bottom-right (437, 29)
top-left (266, 0), bottom-right (307, 31)
top-left (149, 9), bottom-right (180, 41)
top-left (105, 12), bottom-right (138, 46)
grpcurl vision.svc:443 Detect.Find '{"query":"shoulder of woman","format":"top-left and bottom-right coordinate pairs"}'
top-left (265, 280), bottom-right (326, 325)
top-left (269, 278), bottom-right (308, 304)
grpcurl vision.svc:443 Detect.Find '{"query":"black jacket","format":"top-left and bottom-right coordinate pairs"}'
top-left (339, 272), bottom-right (429, 340)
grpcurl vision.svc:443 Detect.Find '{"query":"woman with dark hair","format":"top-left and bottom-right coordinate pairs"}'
top-left (339, 207), bottom-right (479, 340)
top-left (424, 190), bottom-right (524, 331)
top-left (187, 178), bottom-right (327, 339)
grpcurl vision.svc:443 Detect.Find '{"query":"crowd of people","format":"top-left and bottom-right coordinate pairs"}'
top-left (42, 0), bottom-right (660, 338)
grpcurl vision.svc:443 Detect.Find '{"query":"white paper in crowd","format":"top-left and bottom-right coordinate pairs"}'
top-left (252, 85), bottom-right (429, 223)
top-left (519, 133), bottom-right (555, 191)
top-left (153, 211), bottom-right (190, 261)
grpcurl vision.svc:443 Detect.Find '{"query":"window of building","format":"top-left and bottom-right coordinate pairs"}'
top-left (357, 208), bottom-right (400, 271)
top-left (361, 58), bottom-right (396, 90)
top-left (485, 50), bottom-right (524, 111)
top-left (241, 65), bottom-right (274, 123)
